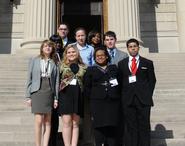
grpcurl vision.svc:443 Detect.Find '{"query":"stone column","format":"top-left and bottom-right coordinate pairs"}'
top-left (107, 0), bottom-right (142, 49)
top-left (21, 0), bottom-right (56, 49)
top-left (176, 0), bottom-right (185, 52)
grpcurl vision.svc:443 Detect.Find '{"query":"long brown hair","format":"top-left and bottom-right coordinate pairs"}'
top-left (39, 40), bottom-right (57, 62)
top-left (62, 45), bottom-right (84, 65)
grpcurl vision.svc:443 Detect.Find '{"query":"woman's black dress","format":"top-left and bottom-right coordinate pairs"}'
top-left (58, 82), bottom-right (83, 117)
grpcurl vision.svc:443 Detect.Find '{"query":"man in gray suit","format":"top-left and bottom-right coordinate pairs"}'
top-left (104, 31), bottom-right (128, 65)
top-left (104, 31), bottom-right (127, 146)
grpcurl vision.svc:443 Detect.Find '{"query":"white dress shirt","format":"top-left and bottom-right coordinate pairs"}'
top-left (40, 59), bottom-right (51, 77)
top-left (128, 55), bottom-right (140, 72)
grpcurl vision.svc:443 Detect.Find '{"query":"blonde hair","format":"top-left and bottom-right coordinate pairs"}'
top-left (62, 45), bottom-right (84, 65)
top-left (39, 40), bottom-right (56, 62)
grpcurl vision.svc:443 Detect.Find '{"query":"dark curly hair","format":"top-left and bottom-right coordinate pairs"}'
top-left (93, 45), bottom-right (111, 64)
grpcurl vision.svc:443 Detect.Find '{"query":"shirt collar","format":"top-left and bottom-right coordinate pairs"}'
top-left (108, 48), bottom-right (116, 53)
top-left (129, 54), bottom-right (139, 62)
top-left (63, 37), bottom-right (68, 45)
top-left (77, 43), bottom-right (89, 50)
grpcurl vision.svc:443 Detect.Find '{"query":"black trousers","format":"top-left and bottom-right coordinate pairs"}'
top-left (48, 108), bottom-right (59, 146)
top-left (124, 96), bottom-right (151, 146)
top-left (116, 111), bottom-right (125, 146)
top-left (94, 126), bottom-right (117, 146)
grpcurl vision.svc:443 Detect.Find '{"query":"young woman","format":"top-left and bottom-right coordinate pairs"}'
top-left (58, 45), bottom-right (87, 146)
top-left (83, 46), bottom-right (121, 146)
top-left (49, 34), bottom-right (64, 62)
top-left (25, 40), bottom-right (59, 146)
top-left (88, 30), bottom-right (102, 48)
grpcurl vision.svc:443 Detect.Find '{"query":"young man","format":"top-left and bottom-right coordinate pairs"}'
top-left (118, 38), bottom-right (156, 146)
top-left (104, 31), bottom-right (128, 65)
top-left (72, 27), bottom-right (94, 66)
top-left (57, 22), bottom-right (73, 48)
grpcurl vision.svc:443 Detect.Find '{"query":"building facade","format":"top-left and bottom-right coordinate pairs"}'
top-left (0, 0), bottom-right (185, 54)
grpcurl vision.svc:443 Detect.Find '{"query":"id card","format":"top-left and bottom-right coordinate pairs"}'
top-left (69, 78), bottom-right (77, 85)
top-left (109, 78), bottom-right (119, 87)
top-left (129, 75), bottom-right (136, 83)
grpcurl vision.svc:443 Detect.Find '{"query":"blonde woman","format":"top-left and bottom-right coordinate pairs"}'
top-left (58, 45), bottom-right (87, 146)
top-left (25, 40), bottom-right (59, 146)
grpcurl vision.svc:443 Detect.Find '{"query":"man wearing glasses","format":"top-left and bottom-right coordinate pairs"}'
top-left (58, 22), bottom-right (73, 48)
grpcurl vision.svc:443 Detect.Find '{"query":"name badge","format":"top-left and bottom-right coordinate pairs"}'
top-left (109, 78), bottom-right (119, 87)
top-left (129, 75), bottom-right (136, 83)
top-left (69, 78), bottom-right (77, 85)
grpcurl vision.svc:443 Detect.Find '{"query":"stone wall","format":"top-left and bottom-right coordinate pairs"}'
top-left (0, 0), bottom-right (25, 54)
top-left (140, 0), bottom-right (179, 52)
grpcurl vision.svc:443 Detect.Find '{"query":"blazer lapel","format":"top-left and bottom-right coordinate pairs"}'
top-left (136, 56), bottom-right (143, 75)
top-left (35, 57), bottom-right (41, 74)
top-left (114, 48), bottom-right (120, 63)
top-left (50, 60), bottom-right (55, 74)
top-left (124, 57), bottom-right (132, 75)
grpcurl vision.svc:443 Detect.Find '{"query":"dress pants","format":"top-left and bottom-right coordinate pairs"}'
top-left (94, 126), bottom-right (117, 146)
top-left (124, 96), bottom-right (151, 146)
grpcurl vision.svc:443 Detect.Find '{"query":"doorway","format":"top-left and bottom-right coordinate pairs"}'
top-left (57, 0), bottom-right (105, 41)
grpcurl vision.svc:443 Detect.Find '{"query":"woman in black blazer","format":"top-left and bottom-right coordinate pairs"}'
top-left (83, 46), bottom-right (121, 146)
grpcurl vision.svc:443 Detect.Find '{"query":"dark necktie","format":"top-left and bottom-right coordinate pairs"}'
top-left (131, 57), bottom-right (137, 75)
top-left (110, 49), bottom-right (114, 59)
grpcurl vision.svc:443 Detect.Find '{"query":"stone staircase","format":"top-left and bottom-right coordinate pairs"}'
top-left (148, 53), bottom-right (185, 146)
top-left (0, 54), bottom-right (34, 146)
top-left (0, 53), bottom-right (185, 146)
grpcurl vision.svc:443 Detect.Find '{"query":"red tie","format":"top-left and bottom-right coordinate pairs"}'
top-left (131, 57), bottom-right (137, 75)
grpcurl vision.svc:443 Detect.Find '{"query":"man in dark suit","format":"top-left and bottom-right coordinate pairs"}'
top-left (118, 38), bottom-right (156, 146)
top-left (57, 22), bottom-right (73, 48)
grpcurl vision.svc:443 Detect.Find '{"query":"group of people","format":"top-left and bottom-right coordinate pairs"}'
top-left (25, 22), bottom-right (156, 146)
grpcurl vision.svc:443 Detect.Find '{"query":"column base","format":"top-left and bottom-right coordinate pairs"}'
top-left (20, 38), bottom-right (48, 49)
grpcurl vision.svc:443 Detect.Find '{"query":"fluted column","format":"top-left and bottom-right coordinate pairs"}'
top-left (108, 0), bottom-right (141, 48)
top-left (177, 0), bottom-right (185, 52)
top-left (21, 0), bottom-right (56, 49)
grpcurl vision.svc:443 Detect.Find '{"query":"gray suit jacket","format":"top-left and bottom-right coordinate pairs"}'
top-left (111, 48), bottom-right (128, 65)
top-left (25, 57), bottom-right (59, 100)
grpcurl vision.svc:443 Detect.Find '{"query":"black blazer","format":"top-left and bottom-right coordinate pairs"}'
top-left (118, 56), bottom-right (156, 106)
top-left (83, 64), bottom-right (120, 100)
top-left (63, 39), bottom-right (74, 48)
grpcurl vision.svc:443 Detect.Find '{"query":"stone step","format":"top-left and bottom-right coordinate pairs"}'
top-left (0, 76), bottom-right (26, 80)
top-left (0, 105), bottom-right (27, 112)
top-left (0, 114), bottom-right (34, 126)
top-left (151, 114), bottom-right (185, 122)
top-left (0, 88), bottom-right (25, 92)
top-left (154, 88), bottom-right (185, 93)
top-left (0, 71), bottom-right (27, 75)
top-left (151, 122), bottom-right (185, 138)
top-left (0, 132), bottom-right (34, 142)
top-left (0, 142), bottom-right (34, 146)
top-left (151, 138), bottom-right (185, 146)
top-left (0, 81), bottom-right (26, 85)
top-left (0, 139), bottom-right (184, 146)
top-left (155, 85), bottom-right (185, 89)
top-left (0, 125), bottom-right (33, 132)
top-left (0, 91), bottom-right (25, 95)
